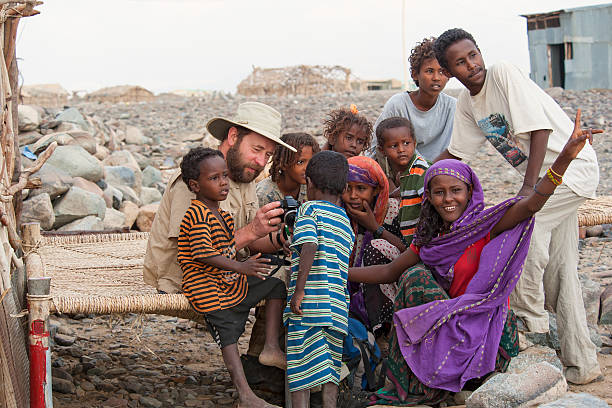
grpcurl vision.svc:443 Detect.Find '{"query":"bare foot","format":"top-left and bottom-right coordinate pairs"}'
top-left (237, 393), bottom-right (280, 407)
top-left (258, 346), bottom-right (286, 370)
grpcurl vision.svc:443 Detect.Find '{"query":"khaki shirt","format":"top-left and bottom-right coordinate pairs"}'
top-left (143, 170), bottom-right (258, 293)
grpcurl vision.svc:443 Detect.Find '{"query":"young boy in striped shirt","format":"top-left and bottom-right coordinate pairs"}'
top-left (376, 117), bottom-right (429, 245)
top-left (177, 147), bottom-right (287, 408)
top-left (284, 151), bottom-right (355, 408)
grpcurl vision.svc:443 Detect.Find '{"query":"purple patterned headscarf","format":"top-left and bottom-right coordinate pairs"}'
top-left (393, 159), bottom-right (535, 392)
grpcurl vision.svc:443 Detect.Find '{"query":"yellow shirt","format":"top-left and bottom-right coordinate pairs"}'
top-left (143, 170), bottom-right (258, 293)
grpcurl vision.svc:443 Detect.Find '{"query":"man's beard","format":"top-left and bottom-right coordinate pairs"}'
top-left (226, 143), bottom-right (264, 183)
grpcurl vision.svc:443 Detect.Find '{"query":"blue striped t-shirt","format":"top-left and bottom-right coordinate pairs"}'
top-left (283, 200), bottom-right (355, 335)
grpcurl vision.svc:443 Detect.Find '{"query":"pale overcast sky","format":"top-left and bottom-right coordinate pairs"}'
top-left (15, 0), bottom-right (609, 94)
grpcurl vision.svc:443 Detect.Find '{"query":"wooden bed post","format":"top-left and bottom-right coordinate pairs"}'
top-left (23, 222), bottom-right (52, 407)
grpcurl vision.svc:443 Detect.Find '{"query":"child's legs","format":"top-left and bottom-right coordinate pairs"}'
top-left (220, 343), bottom-right (256, 400)
top-left (290, 389), bottom-right (310, 408)
top-left (287, 323), bottom-right (344, 401)
top-left (321, 382), bottom-right (339, 408)
top-left (264, 297), bottom-right (283, 346)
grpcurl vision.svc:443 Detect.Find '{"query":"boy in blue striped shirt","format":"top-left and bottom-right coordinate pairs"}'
top-left (284, 151), bottom-right (355, 408)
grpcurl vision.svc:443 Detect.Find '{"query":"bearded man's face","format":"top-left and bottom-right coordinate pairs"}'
top-left (226, 131), bottom-right (276, 183)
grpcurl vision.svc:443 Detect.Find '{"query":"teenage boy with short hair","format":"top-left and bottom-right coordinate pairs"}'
top-left (433, 28), bottom-right (601, 385)
top-left (368, 37), bottom-right (456, 168)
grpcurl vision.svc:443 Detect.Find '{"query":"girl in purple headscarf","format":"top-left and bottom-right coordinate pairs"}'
top-left (348, 110), bottom-right (598, 405)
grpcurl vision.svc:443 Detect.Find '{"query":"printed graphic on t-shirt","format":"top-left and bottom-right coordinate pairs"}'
top-left (477, 113), bottom-right (527, 168)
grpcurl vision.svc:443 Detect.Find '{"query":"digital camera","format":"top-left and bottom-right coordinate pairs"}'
top-left (279, 195), bottom-right (300, 228)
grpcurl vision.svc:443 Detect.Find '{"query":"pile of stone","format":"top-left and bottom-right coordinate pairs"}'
top-left (18, 104), bottom-right (165, 232)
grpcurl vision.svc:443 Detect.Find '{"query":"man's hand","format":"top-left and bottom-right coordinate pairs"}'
top-left (252, 201), bottom-right (284, 238)
top-left (345, 200), bottom-right (378, 232)
top-left (241, 253), bottom-right (271, 279)
top-left (290, 289), bottom-right (305, 315)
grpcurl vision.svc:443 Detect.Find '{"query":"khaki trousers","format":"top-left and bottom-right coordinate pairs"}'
top-left (509, 185), bottom-right (600, 383)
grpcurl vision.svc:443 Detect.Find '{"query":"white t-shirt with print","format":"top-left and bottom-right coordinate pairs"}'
top-left (448, 61), bottom-right (598, 199)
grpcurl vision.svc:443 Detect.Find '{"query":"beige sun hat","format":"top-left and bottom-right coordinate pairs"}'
top-left (206, 102), bottom-right (296, 152)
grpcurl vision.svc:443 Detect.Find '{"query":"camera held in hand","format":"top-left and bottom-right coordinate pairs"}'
top-left (279, 195), bottom-right (300, 229)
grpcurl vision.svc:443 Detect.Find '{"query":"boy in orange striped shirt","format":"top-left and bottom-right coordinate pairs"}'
top-left (177, 147), bottom-right (286, 407)
top-left (376, 117), bottom-right (429, 245)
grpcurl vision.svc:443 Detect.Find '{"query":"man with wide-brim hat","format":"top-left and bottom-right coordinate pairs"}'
top-left (144, 102), bottom-right (296, 294)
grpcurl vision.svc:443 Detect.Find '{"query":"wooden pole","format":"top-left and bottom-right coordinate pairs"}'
top-left (22, 222), bottom-right (42, 278)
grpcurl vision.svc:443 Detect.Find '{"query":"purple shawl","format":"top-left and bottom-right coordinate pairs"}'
top-left (393, 160), bottom-right (534, 392)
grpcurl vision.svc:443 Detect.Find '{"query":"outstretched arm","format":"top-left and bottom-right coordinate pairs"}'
top-left (491, 109), bottom-right (600, 237)
top-left (348, 247), bottom-right (419, 284)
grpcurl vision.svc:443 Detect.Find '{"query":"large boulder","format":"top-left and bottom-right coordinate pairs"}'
top-left (28, 163), bottom-right (73, 199)
top-left (30, 132), bottom-right (76, 154)
top-left (139, 187), bottom-right (162, 206)
top-left (119, 201), bottom-right (139, 229)
top-left (507, 345), bottom-right (563, 374)
top-left (53, 186), bottom-right (106, 228)
top-left (124, 126), bottom-right (146, 145)
top-left (102, 150), bottom-right (142, 194)
top-left (600, 286), bottom-right (612, 325)
top-left (103, 208), bottom-right (126, 230)
top-left (21, 193), bottom-right (55, 230)
top-left (19, 130), bottom-right (43, 146)
top-left (103, 185), bottom-right (123, 210)
top-left (67, 130), bottom-right (97, 155)
top-left (142, 166), bottom-right (162, 188)
top-left (104, 166), bottom-right (136, 190)
top-left (46, 145), bottom-right (104, 182)
top-left (136, 203), bottom-right (158, 232)
top-left (18, 105), bottom-right (41, 132)
top-left (579, 274), bottom-right (602, 326)
top-left (55, 107), bottom-right (90, 131)
top-left (57, 215), bottom-right (104, 232)
top-left (94, 145), bottom-right (110, 161)
top-left (466, 362), bottom-right (567, 408)
top-left (539, 393), bottom-right (608, 407)
top-left (71, 177), bottom-right (104, 198)
top-left (114, 185), bottom-right (141, 206)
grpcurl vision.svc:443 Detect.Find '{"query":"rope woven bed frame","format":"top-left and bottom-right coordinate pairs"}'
top-left (38, 231), bottom-right (204, 321)
top-left (28, 195), bottom-right (612, 318)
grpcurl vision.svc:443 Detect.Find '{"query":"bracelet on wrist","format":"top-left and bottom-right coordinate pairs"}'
top-left (533, 184), bottom-right (554, 197)
top-left (546, 168), bottom-right (562, 186)
top-left (373, 225), bottom-right (385, 239)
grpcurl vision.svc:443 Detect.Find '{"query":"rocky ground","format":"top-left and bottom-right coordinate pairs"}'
top-left (17, 87), bottom-right (612, 407)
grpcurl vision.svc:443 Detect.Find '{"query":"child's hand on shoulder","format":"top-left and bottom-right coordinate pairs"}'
top-left (290, 289), bottom-right (304, 315)
top-left (241, 253), bottom-right (271, 280)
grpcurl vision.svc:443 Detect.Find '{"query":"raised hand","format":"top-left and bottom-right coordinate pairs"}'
top-left (345, 200), bottom-right (379, 232)
top-left (241, 253), bottom-right (271, 279)
top-left (561, 109), bottom-right (603, 160)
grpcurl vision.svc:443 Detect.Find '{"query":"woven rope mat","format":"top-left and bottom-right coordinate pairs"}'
top-left (578, 196), bottom-right (612, 227)
top-left (39, 232), bottom-right (201, 320)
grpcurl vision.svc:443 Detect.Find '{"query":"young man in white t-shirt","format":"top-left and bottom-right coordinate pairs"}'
top-left (433, 28), bottom-right (601, 385)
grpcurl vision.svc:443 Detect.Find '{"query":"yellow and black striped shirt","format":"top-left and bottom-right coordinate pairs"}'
top-left (178, 199), bottom-right (247, 313)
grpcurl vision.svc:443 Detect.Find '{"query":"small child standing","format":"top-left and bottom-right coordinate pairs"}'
top-left (323, 106), bottom-right (373, 159)
top-left (284, 151), bottom-right (355, 408)
top-left (376, 117), bottom-right (429, 245)
top-left (177, 147), bottom-right (287, 408)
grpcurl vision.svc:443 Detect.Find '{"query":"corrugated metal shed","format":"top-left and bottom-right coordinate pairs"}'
top-left (521, 3), bottom-right (612, 90)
